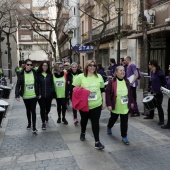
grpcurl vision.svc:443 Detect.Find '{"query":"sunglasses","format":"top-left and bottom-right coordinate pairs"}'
top-left (59, 67), bottom-right (63, 69)
top-left (88, 64), bottom-right (96, 67)
top-left (26, 64), bottom-right (33, 66)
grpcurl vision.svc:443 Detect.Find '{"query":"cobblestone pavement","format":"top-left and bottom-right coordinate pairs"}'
top-left (0, 77), bottom-right (170, 170)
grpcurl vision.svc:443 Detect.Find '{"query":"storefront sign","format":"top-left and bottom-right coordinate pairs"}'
top-left (73, 46), bottom-right (94, 52)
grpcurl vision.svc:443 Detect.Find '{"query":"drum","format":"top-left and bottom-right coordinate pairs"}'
top-left (142, 95), bottom-right (157, 111)
top-left (0, 100), bottom-right (9, 118)
top-left (0, 85), bottom-right (11, 99)
top-left (0, 107), bottom-right (5, 127)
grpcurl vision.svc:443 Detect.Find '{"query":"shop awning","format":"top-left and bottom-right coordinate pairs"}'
top-left (127, 26), bottom-right (170, 39)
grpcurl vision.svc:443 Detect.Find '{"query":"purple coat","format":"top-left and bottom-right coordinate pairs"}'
top-left (106, 78), bottom-right (134, 110)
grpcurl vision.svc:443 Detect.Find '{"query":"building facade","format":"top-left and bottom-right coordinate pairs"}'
top-left (18, 0), bottom-right (51, 66)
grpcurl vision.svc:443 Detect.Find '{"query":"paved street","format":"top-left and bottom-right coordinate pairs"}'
top-left (0, 77), bottom-right (170, 170)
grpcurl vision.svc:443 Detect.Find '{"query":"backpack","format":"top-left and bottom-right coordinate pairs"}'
top-left (136, 68), bottom-right (142, 79)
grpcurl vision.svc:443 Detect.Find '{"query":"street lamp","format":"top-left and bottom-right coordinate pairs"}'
top-left (115, 0), bottom-right (124, 65)
top-left (68, 30), bottom-right (73, 63)
top-left (19, 48), bottom-right (22, 62)
top-left (22, 52), bottom-right (24, 63)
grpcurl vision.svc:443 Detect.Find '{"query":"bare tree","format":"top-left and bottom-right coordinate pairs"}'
top-left (0, 0), bottom-right (20, 83)
top-left (18, 0), bottom-right (70, 62)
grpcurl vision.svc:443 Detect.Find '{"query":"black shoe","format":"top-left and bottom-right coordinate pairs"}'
top-left (42, 123), bottom-right (46, 130)
top-left (62, 118), bottom-right (68, 125)
top-left (144, 116), bottom-right (153, 119)
top-left (161, 124), bottom-right (170, 129)
top-left (27, 124), bottom-right (31, 130)
top-left (45, 115), bottom-right (49, 122)
top-left (95, 142), bottom-right (105, 150)
top-left (80, 133), bottom-right (85, 141)
top-left (57, 118), bottom-right (61, 123)
top-left (134, 113), bottom-right (140, 116)
top-left (158, 122), bottom-right (164, 126)
top-left (32, 128), bottom-right (37, 133)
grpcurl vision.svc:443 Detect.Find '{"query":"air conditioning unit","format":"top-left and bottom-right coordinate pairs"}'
top-left (165, 18), bottom-right (170, 23)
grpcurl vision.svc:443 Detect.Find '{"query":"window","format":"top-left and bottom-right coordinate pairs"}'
top-left (23, 45), bottom-right (32, 50)
top-left (21, 25), bottom-right (31, 30)
top-left (21, 35), bottom-right (31, 40)
top-left (74, 7), bottom-right (76, 15)
top-left (74, 30), bottom-right (76, 38)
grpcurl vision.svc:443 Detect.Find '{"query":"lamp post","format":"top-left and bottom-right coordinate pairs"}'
top-left (53, 41), bottom-right (56, 62)
top-left (115, 0), bottom-right (124, 64)
top-left (21, 52), bottom-right (24, 63)
top-left (19, 48), bottom-right (22, 64)
top-left (68, 30), bottom-right (73, 63)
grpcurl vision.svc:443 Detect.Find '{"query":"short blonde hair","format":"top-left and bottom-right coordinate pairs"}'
top-left (114, 66), bottom-right (125, 77)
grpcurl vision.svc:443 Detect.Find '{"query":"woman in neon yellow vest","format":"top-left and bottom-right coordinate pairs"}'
top-left (53, 63), bottom-right (69, 125)
top-left (15, 59), bottom-right (39, 133)
top-left (72, 60), bottom-right (106, 150)
top-left (67, 62), bottom-right (82, 125)
top-left (106, 66), bottom-right (134, 145)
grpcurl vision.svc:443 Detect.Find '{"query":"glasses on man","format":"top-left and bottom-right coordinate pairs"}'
top-left (59, 67), bottom-right (63, 69)
top-left (26, 64), bottom-right (33, 66)
top-left (88, 64), bottom-right (96, 67)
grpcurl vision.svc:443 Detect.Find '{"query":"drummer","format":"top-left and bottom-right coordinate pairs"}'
top-left (144, 60), bottom-right (167, 126)
top-left (161, 65), bottom-right (170, 129)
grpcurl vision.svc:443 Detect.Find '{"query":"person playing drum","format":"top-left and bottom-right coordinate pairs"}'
top-left (144, 60), bottom-right (167, 126)
top-left (106, 66), bottom-right (134, 145)
top-left (161, 65), bottom-right (170, 129)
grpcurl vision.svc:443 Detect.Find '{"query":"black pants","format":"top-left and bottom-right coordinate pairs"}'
top-left (130, 86), bottom-right (139, 113)
top-left (38, 98), bottom-right (52, 123)
top-left (167, 98), bottom-right (170, 125)
top-left (107, 113), bottom-right (128, 138)
top-left (149, 92), bottom-right (164, 122)
top-left (23, 98), bottom-right (37, 128)
top-left (56, 98), bottom-right (67, 118)
top-left (79, 105), bottom-right (101, 142)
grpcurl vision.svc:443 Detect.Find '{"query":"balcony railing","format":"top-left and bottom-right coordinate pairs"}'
top-left (82, 31), bottom-right (92, 43)
top-left (91, 14), bottom-right (133, 40)
top-left (149, 0), bottom-right (169, 7)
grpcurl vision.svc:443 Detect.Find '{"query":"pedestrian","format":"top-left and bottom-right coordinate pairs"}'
top-left (72, 60), bottom-right (106, 150)
top-left (0, 67), bottom-right (4, 78)
top-left (15, 66), bottom-right (20, 77)
top-left (97, 64), bottom-right (107, 82)
top-left (15, 59), bottom-right (39, 133)
top-left (120, 57), bottom-right (128, 74)
top-left (53, 63), bottom-right (69, 125)
top-left (124, 56), bottom-right (140, 117)
top-left (106, 66), bottom-right (134, 145)
top-left (144, 60), bottom-right (166, 125)
top-left (63, 62), bottom-right (70, 72)
top-left (108, 58), bottom-right (119, 78)
top-left (37, 61), bottom-right (54, 130)
top-left (67, 62), bottom-right (82, 125)
top-left (161, 65), bottom-right (170, 129)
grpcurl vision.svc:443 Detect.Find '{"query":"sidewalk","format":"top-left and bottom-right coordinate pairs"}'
top-left (0, 77), bottom-right (170, 170)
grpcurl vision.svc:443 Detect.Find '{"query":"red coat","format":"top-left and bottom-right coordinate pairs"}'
top-left (72, 87), bottom-right (90, 112)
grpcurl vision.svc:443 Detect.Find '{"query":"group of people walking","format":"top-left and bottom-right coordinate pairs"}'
top-left (15, 56), bottom-right (170, 150)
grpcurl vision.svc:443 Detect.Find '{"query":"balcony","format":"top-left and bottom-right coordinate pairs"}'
top-left (61, 48), bottom-right (71, 58)
top-left (150, 1), bottom-right (170, 26)
top-left (82, 31), bottom-right (92, 43)
top-left (91, 14), bottom-right (133, 41)
top-left (148, 0), bottom-right (169, 7)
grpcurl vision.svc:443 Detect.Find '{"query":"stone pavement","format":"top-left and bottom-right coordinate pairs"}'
top-left (0, 77), bottom-right (170, 170)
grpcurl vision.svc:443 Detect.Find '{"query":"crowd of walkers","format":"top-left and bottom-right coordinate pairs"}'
top-left (15, 57), bottom-right (170, 150)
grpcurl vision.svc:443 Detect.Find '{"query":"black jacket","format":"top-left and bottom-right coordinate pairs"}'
top-left (53, 71), bottom-right (69, 98)
top-left (38, 73), bottom-right (54, 98)
top-left (15, 69), bottom-right (39, 98)
top-left (67, 69), bottom-right (82, 95)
